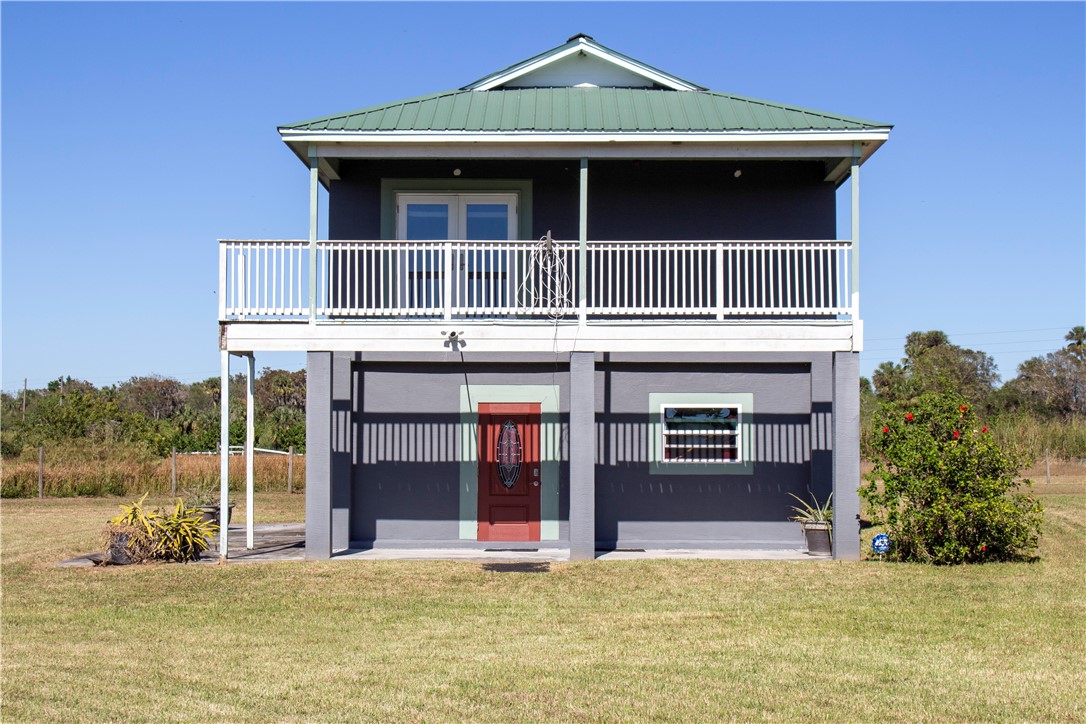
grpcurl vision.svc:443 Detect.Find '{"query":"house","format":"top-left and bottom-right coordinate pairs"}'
top-left (216, 34), bottom-right (891, 561)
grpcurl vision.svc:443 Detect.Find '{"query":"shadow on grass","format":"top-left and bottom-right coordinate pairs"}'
top-left (481, 562), bottom-right (551, 574)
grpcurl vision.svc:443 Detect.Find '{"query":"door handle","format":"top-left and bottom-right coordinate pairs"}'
top-left (532, 480), bottom-right (540, 487)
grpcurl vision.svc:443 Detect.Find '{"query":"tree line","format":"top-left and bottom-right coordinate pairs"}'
top-left (2, 327), bottom-right (1083, 462)
top-left (1, 368), bottom-right (307, 459)
top-left (862, 326), bottom-right (1086, 458)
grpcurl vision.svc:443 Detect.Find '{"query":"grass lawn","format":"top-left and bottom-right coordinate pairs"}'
top-left (2, 485), bottom-right (1084, 721)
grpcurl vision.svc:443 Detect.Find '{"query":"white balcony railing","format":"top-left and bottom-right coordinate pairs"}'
top-left (219, 239), bottom-right (853, 322)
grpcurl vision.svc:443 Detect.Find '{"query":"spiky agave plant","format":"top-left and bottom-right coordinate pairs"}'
top-left (788, 492), bottom-right (833, 527)
top-left (151, 499), bottom-right (218, 562)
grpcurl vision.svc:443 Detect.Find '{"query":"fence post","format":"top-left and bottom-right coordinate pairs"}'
top-left (288, 445), bottom-right (294, 494)
top-left (1045, 448), bottom-right (1051, 485)
top-left (171, 447), bottom-right (178, 496)
top-left (38, 446), bottom-right (44, 498)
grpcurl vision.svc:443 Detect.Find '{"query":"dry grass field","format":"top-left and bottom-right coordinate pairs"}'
top-left (1, 474), bottom-right (1083, 721)
top-left (1, 452), bottom-right (305, 498)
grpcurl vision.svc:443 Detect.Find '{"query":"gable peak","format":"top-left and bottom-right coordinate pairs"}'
top-left (464, 35), bottom-right (705, 92)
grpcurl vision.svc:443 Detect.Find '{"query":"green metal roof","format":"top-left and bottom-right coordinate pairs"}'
top-left (279, 87), bottom-right (890, 134)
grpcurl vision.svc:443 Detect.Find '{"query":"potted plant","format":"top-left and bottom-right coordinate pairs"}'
top-left (184, 484), bottom-right (235, 526)
top-left (789, 492), bottom-right (833, 556)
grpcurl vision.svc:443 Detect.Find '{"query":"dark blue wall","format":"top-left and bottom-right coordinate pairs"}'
top-left (328, 159), bottom-right (835, 241)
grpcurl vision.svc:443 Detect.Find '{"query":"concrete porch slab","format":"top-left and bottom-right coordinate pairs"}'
top-left (59, 523), bottom-right (823, 566)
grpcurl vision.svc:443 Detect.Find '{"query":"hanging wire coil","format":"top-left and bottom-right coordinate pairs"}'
top-left (517, 230), bottom-right (573, 320)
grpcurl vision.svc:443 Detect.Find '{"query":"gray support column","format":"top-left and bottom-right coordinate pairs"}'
top-left (306, 352), bottom-right (333, 560)
top-left (330, 352), bottom-right (353, 552)
top-left (569, 351), bottom-right (596, 560)
top-left (809, 353), bottom-right (834, 504)
top-left (832, 351), bottom-right (861, 560)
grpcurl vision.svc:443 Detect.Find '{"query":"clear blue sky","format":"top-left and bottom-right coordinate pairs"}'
top-left (3, 2), bottom-right (1083, 391)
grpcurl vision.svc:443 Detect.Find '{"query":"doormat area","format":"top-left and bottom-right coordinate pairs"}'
top-left (481, 562), bottom-right (550, 573)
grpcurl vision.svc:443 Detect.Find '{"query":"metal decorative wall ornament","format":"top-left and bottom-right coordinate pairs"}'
top-left (496, 420), bottom-right (523, 488)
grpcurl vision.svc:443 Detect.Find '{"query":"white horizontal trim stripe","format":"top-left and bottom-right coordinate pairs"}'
top-left (223, 320), bottom-right (859, 354)
top-left (280, 130), bottom-right (891, 145)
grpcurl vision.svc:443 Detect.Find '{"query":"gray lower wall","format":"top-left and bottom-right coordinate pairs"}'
top-left (347, 353), bottom-right (835, 550)
top-left (594, 361), bottom-right (815, 549)
top-left (352, 362), bottom-right (571, 544)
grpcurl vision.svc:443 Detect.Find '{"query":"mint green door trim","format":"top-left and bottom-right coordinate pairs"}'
top-left (459, 384), bottom-right (560, 540)
top-left (381, 179), bottom-right (533, 240)
top-left (648, 392), bottom-right (754, 476)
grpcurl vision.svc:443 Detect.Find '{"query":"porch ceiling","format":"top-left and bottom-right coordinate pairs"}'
top-left (286, 137), bottom-right (883, 188)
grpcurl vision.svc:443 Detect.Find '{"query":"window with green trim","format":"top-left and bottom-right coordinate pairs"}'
top-left (648, 392), bottom-right (754, 476)
top-left (660, 404), bottom-right (742, 463)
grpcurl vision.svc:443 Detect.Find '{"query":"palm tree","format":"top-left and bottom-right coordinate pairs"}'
top-left (1066, 326), bottom-right (1086, 362)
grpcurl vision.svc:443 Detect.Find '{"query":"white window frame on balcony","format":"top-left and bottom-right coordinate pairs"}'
top-left (649, 392), bottom-right (754, 476)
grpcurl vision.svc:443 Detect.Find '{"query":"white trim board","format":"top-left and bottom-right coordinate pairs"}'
top-left (222, 320), bottom-right (861, 354)
top-left (283, 131), bottom-right (891, 145)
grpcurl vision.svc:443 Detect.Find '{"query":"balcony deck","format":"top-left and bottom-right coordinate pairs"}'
top-left (219, 239), bottom-right (860, 354)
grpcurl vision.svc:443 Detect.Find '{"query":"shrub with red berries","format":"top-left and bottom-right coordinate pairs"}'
top-left (864, 392), bottom-right (1043, 564)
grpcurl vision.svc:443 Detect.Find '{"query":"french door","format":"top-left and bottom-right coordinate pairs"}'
top-left (396, 194), bottom-right (517, 242)
top-left (396, 194), bottom-right (518, 312)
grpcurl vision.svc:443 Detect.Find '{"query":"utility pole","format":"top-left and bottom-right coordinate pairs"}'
top-left (22, 378), bottom-right (27, 419)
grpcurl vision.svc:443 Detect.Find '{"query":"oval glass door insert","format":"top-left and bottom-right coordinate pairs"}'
top-left (496, 420), bottom-right (522, 489)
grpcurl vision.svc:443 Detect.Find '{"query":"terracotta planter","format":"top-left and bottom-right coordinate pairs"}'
top-left (802, 522), bottom-right (832, 556)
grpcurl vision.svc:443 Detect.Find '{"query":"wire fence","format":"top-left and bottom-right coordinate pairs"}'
top-left (1, 445), bottom-right (304, 499)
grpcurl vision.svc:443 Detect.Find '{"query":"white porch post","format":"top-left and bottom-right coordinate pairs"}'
top-left (218, 349), bottom-right (230, 558)
top-left (850, 141), bottom-right (861, 349)
top-left (308, 144), bottom-right (320, 323)
top-left (578, 157), bottom-right (588, 324)
top-left (245, 353), bottom-right (255, 550)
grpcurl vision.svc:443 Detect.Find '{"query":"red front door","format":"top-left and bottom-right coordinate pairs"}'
top-left (478, 403), bottom-right (541, 541)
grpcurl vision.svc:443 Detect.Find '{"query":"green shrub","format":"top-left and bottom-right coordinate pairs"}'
top-left (863, 393), bottom-right (1043, 564)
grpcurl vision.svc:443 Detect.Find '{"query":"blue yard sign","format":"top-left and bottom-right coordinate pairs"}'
top-left (872, 534), bottom-right (891, 554)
